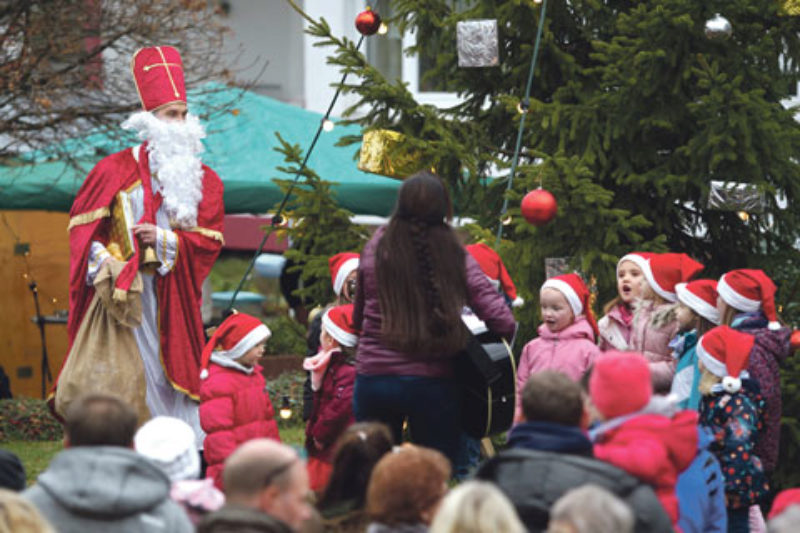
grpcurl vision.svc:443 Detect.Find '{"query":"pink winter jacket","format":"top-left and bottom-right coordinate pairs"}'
top-left (516, 318), bottom-right (600, 418)
top-left (629, 300), bottom-right (680, 393)
top-left (598, 303), bottom-right (633, 351)
top-left (199, 363), bottom-right (281, 489)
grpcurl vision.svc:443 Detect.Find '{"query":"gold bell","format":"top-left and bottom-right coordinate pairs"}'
top-left (140, 245), bottom-right (161, 275)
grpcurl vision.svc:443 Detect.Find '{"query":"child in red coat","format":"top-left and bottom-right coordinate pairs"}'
top-left (589, 351), bottom-right (698, 530)
top-left (198, 312), bottom-right (281, 489)
top-left (303, 304), bottom-right (358, 492)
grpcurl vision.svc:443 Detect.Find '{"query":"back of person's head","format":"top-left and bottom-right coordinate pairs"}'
top-left (377, 171), bottom-right (468, 355)
top-left (589, 351), bottom-right (652, 420)
top-left (0, 450), bottom-right (25, 492)
top-left (319, 422), bottom-right (394, 509)
top-left (134, 416), bottom-right (200, 482)
top-left (429, 480), bottom-right (525, 533)
top-left (223, 439), bottom-right (310, 530)
top-left (64, 393), bottom-right (138, 447)
top-left (546, 484), bottom-right (633, 533)
top-left (0, 488), bottom-right (55, 533)
top-left (521, 371), bottom-right (584, 426)
top-left (366, 445), bottom-right (451, 526)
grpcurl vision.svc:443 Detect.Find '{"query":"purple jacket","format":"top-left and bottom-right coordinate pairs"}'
top-left (630, 300), bottom-right (680, 393)
top-left (732, 312), bottom-right (792, 473)
top-left (516, 318), bottom-right (600, 418)
top-left (353, 228), bottom-right (515, 378)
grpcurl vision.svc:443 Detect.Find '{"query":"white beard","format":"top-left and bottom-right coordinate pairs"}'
top-left (121, 111), bottom-right (206, 229)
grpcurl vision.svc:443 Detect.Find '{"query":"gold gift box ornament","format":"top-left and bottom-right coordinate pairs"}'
top-left (358, 129), bottom-right (428, 180)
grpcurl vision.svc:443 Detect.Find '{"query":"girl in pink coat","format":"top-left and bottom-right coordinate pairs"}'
top-left (516, 273), bottom-right (600, 420)
top-left (630, 253), bottom-right (704, 393)
top-left (598, 252), bottom-right (653, 351)
top-left (198, 312), bottom-right (281, 489)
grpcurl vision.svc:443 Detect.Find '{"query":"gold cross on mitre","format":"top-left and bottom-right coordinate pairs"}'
top-left (142, 46), bottom-right (181, 98)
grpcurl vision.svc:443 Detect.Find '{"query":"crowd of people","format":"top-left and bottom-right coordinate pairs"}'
top-left (4, 44), bottom-right (798, 533)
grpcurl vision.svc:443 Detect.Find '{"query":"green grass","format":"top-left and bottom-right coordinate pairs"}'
top-left (6, 424), bottom-right (306, 487)
top-left (3, 440), bottom-right (63, 486)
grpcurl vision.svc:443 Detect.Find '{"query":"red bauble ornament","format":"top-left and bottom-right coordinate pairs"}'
top-left (355, 8), bottom-right (382, 36)
top-left (521, 188), bottom-right (558, 226)
top-left (791, 330), bottom-right (800, 352)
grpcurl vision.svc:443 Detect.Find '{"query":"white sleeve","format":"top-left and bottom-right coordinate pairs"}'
top-left (155, 226), bottom-right (179, 276)
top-left (86, 241), bottom-right (111, 285)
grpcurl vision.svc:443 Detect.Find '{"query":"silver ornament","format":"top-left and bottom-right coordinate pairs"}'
top-left (705, 13), bottom-right (732, 40)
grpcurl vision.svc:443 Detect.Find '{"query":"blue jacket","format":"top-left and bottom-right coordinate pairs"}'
top-left (671, 330), bottom-right (703, 410)
top-left (676, 426), bottom-right (727, 532)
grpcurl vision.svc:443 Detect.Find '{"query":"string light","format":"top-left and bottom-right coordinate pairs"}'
top-left (378, 22), bottom-right (388, 35)
top-left (737, 211), bottom-right (750, 222)
top-left (322, 118), bottom-right (335, 132)
top-left (502, 215), bottom-right (513, 226)
top-left (279, 395), bottom-right (292, 420)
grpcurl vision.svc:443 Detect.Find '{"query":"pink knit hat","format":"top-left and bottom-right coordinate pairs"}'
top-left (589, 351), bottom-right (652, 419)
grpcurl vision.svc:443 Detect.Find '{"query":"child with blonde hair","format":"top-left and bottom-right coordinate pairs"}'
top-left (696, 326), bottom-right (770, 532)
top-left (598, 252), bottom-right (653, 351)
top-left (670, 279), bottom-right (721, 410)
top-left (430, 480), bottom-right (526, 533)
top-left (630, 253), bottom-right (703, 392)
top-left (516, 273), bottom-right (600, 419)
top-left (716, 269), bottom-right (792, 474)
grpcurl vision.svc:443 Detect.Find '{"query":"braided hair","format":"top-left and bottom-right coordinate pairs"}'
top-left (376, 171), bottom-right (469, 354)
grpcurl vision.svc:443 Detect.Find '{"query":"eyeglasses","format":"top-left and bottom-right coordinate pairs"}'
top-left (345, 278), bottom-right (357, 297)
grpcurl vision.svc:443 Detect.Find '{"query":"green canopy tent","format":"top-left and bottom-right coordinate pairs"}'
top-left (0, 84), bottom-right (401, 216)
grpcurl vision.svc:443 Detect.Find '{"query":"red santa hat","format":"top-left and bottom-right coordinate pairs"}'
top-left (696, 326), bottom-right (755, 394)
top-left (200, 312), bottom-right (271, 379)
top-left (589, 351), bottom-right (652, 419)
top-left (641, 253), bottom-right (704, 303)
top-left (131, 46), bottom-right (187, 112)
top-left (321, 304), bottom-right (358, 348)
top-left (675, 279), bottom-right (720, 325)
top-left (616, 251), bottom-right (656, 276)
top-left (329, 252), bottom-right (360, 297)
top-left (769, 488), bottom-right (800, 519)
top-left (541, 273), bottom-right (598, 337)
top-left (466, 243), bottom-right (524, 307)
top-left (718, 269), bottom-right (780, 330)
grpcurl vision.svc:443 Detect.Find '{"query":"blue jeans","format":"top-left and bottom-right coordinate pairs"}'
top-left (353, 374), bottom-right (461, 466)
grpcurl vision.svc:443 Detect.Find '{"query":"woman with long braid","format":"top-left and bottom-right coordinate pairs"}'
top-left (352, 171), bottom-right (515, 464)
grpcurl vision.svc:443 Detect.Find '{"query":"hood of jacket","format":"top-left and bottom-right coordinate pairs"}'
top-left (33, 446), bottom-right (171, 518)
top-left (733, 311), bottom-right (793, 365)
top-left (537, 316), bottom-right (595, 342)
top-left (508, 421), bottom-right (593, 457)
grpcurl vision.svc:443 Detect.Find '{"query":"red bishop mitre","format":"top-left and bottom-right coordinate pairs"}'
top-left (131, 45), bottom-right (187, 112)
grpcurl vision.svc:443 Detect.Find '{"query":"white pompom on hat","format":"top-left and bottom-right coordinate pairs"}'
top-left (718, 269), bottom-right (781, 330)
top-left (200, 312), bottom-right (271, 379)
top-left (696, 326), bottom-right (755, 394)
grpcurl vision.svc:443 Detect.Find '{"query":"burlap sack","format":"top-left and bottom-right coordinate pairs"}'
top-left (55, 258), bottom-right (150, 425)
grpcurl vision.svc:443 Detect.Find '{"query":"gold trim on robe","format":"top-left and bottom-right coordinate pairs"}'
top-left (67, 206), bottom-right (110, 231)
top-left (188, 226), bottom-right (225, 244)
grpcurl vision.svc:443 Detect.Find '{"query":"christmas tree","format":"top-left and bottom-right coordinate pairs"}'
top-left (300, 0), bottom-right (800, 333)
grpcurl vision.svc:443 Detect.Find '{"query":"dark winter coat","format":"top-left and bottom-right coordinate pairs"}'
top-left (306, 350), bottom-right (356, 462)
top-left (197, 504), bottom-right (293, 533)
top-left (475, 447), bottom-right (673, 533)
top-left (699, 380), bottom-right (770, 510)
top-left (506, 421), bottom-right (594, 457)
top-left (731, 311), bottom-right (793, 472)
top-left (353, 226), bottom-right (515, 378)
